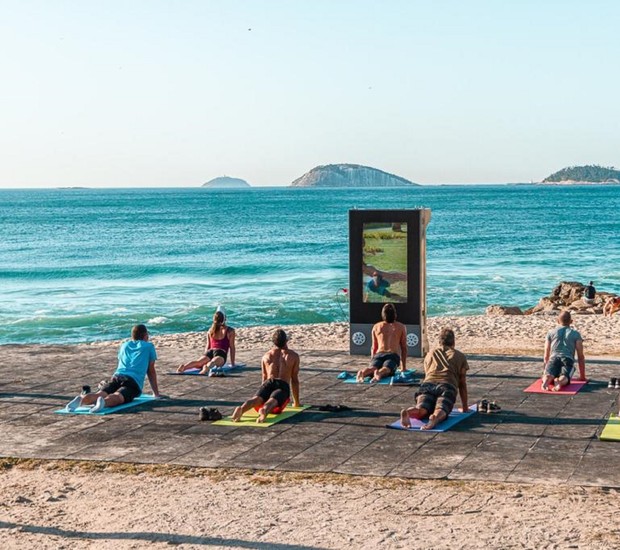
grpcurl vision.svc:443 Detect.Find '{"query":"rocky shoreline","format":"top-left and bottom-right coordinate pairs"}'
top-left (486, 281), bottom-right (617, 316)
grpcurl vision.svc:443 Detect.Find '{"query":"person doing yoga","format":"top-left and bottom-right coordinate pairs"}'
top-left (177, 308), bottom-right (236, 374)
top-left (357, 303), bottom-right (407, 383)
top-left (231, 329), bottom-right (300, 423)
top-left (400, 328), bottom-right (469, 430)
top-left (541, 310), bottom-right (586, 391)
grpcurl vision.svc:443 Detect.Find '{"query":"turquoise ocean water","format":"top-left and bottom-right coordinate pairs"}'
top-left (1, 185), bottom-right (618, 345)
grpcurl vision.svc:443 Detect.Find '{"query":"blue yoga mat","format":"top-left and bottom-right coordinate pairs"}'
top-left (167, 363), bottom-right (246, 376)
top-left (54, 394), bottom-right (159, 415)
top-left (387, 405), bottom-right (477, 432)
top-left (341, 369), bottom-right (416, 385)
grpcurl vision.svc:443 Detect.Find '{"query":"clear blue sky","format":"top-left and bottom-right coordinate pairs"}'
top-left (1, 0), bottom-right (619, 187)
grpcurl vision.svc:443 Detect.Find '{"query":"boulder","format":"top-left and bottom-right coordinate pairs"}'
top-left (485, 305), bottom-right (523, 316)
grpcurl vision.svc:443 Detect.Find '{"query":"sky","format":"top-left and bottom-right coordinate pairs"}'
top-left (1, 0), bottom-right (619, 187)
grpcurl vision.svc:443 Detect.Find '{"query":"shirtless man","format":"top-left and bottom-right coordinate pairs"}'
top-left (357, 303), bottom-right (407, 383)
top-left (231, 329), bottom-right (300, 423)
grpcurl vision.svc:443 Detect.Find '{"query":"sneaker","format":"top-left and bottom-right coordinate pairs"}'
top-left (478, 400), bottom-right (488, 413)
top-left (487, 401), bottom-right (502, 414)
top-left (65, 395), bottom-right (82, 412)
top-left (609, 378), bottom-right (616, 389)
top-left (198, 407), bottom-right (209, 421)
top-left (90, 396), bottom-right (105, 413)
top-left (616, 379), bottom-right (620, 389)
top-left (208, 408), bottom-right (223, 421)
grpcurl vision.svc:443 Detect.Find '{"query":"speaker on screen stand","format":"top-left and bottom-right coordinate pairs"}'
top-left (349, 209), bottom-right (431, 358)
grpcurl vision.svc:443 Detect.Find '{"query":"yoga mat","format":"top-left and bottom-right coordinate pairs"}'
top-left (167, 363), bottom-right (246, 376)
top-left (599, 414), bottom-right (620, 441)
top-left (213, 405), bottom-right (311, 428)
top-left (523, 379), bottom-right (587, 395)
top-left (55, 394), bottom-right (158, 415)
top-left (341, 369), bottom-right (416, 385)
top-left (387, 405), bottom-right (477, 433)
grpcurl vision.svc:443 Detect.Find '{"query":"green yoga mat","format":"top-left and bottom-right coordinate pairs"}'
top-left (213, 405), bottom-right (310, 427)
top-left (600, 413), bottom-right (620, 441)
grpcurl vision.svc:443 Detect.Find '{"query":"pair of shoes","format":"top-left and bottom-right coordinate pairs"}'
top-left (609, 378), bottom-right (620, 389)
top-left (478, 399), bottom-right (489, 413)
top-left (337, 372), bottom-right (351, 380)
top-left (198, 407), bottom-right (223, 421)
top-left (208, 367), bottom-right (226, 378)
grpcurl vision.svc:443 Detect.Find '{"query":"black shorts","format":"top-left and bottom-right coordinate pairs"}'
top-left (100, 374), bottom-right (141, 403)
top-left (415, 382), bottom-right (458, 416)
top-left (370, 352), bottom-right (400, 375)
top-left (255, 379), bottom-right (291, 411)
top-left (205, 348), bottom-right (227, 362)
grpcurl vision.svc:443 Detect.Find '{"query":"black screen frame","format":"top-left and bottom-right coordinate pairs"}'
top-left (349, 209), bottom-right (421, 325)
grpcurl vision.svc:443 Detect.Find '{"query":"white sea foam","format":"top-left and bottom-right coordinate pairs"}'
top-left (147, 316), bottom-right (169, 325)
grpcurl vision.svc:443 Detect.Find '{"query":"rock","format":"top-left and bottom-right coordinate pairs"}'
top-left (202, 176), bottom-right (251, 188)
top-left (290, 164), bottom-right (418, 187)
top-left (485, 305), bottom-right (523, 316)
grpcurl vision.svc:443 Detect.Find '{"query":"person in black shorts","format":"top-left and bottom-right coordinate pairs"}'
top-left (231, 329), bottom-right (300, 423)
top-left (357, 303), bottom-right (407, 383)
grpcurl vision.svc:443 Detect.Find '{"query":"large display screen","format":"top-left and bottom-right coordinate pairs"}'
top-left (362, 222), bottom-right (408, 303)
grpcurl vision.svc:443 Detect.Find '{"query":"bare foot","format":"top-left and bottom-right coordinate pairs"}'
top-left (231, 406), bottom-right (244, 422)
top-left (541, 381), bottom-right (549, 391)
top-left (421, 414), bottom-right (439, 430)
top-left (177, 364), bottom-right (186, 373)
top-left (356, 373), bottom-right (365, 383)
top-left (552, 383), bottom-right (562, 392)
top-left (400, 409), bottom-right (411, 428)
top-left (257, 407), bottom-right (268, 423)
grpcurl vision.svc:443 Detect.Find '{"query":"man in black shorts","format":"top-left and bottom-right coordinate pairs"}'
top-left (400, 328), bottom-right (469, 430)
top-left (65, 324), bottom-right (160, 413)
top-left (231, 329), bottom-right (300, 423)
top-left (357, 303), bottom-right (407, 383)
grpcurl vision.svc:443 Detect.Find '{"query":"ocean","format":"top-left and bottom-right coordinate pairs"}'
top-left (1, 185), bottom-right (618, 345)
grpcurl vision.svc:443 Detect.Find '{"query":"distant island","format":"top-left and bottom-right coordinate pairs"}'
top-left (290, 164), bottom-right (418, 188)
top-left (202, 176), bottom-right (251, 188)
top-left (542, 165), bottom-right (620, 184)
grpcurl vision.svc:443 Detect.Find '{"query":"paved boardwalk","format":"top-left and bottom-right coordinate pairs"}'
top-left (1, 344), bottom-right (619, 487)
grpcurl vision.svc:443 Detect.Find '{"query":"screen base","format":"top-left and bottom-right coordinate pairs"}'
top-left (349, 323), bottom-right (424, 357)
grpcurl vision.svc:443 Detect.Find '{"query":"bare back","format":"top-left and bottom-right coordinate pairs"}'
top-left (262, 347), bottom-right (300, 384)
top-left (372, 321), bottom-right (407, 355)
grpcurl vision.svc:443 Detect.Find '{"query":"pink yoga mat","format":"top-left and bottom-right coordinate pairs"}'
top-left (523, 379), bottom-right (587, 395)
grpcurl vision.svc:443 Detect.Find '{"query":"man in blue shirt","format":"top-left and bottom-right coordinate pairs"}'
top-left (65, 324), bottom-right (160, 412)
top-left (542, 311), bottom-right (586, 391)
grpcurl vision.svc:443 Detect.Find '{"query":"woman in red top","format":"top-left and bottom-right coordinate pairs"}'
top-left (177, 310), bottom-right (236, 374)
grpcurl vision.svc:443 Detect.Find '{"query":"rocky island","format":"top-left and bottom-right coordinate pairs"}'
top-left (542, 165), bottom-right (620, 184)
top-left (202, 176), bottom-right (251, 188)
top-left (290, 164), bottom-right (418, 187)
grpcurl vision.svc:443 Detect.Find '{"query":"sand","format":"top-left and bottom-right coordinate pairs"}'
top-left (3, 313), bottom-right (620, 549)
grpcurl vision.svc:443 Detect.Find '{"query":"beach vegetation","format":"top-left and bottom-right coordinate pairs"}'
top-left (543, 165), bottom-right (620, 183)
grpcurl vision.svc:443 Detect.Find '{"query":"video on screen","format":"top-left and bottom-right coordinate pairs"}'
top-left (362, 222), bottom-right (408, 303)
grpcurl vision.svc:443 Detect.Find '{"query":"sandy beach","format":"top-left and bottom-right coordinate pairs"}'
top-left (2, 313), bottom-right (620, 549)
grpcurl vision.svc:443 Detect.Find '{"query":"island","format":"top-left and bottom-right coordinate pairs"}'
top-left (202, 176), bottom-right (251, 188)
top-left (290, 164), bottom-right (419, 187)
top-left (542, 165), bottom-right (620, 184)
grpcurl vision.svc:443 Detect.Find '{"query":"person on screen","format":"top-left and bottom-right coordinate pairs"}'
top-left (364, 271), bottom-right (391, 302)
top-left (356, 303), bottom-right (407, 383)
top-left (400, 328), bottom-right (469, 430)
